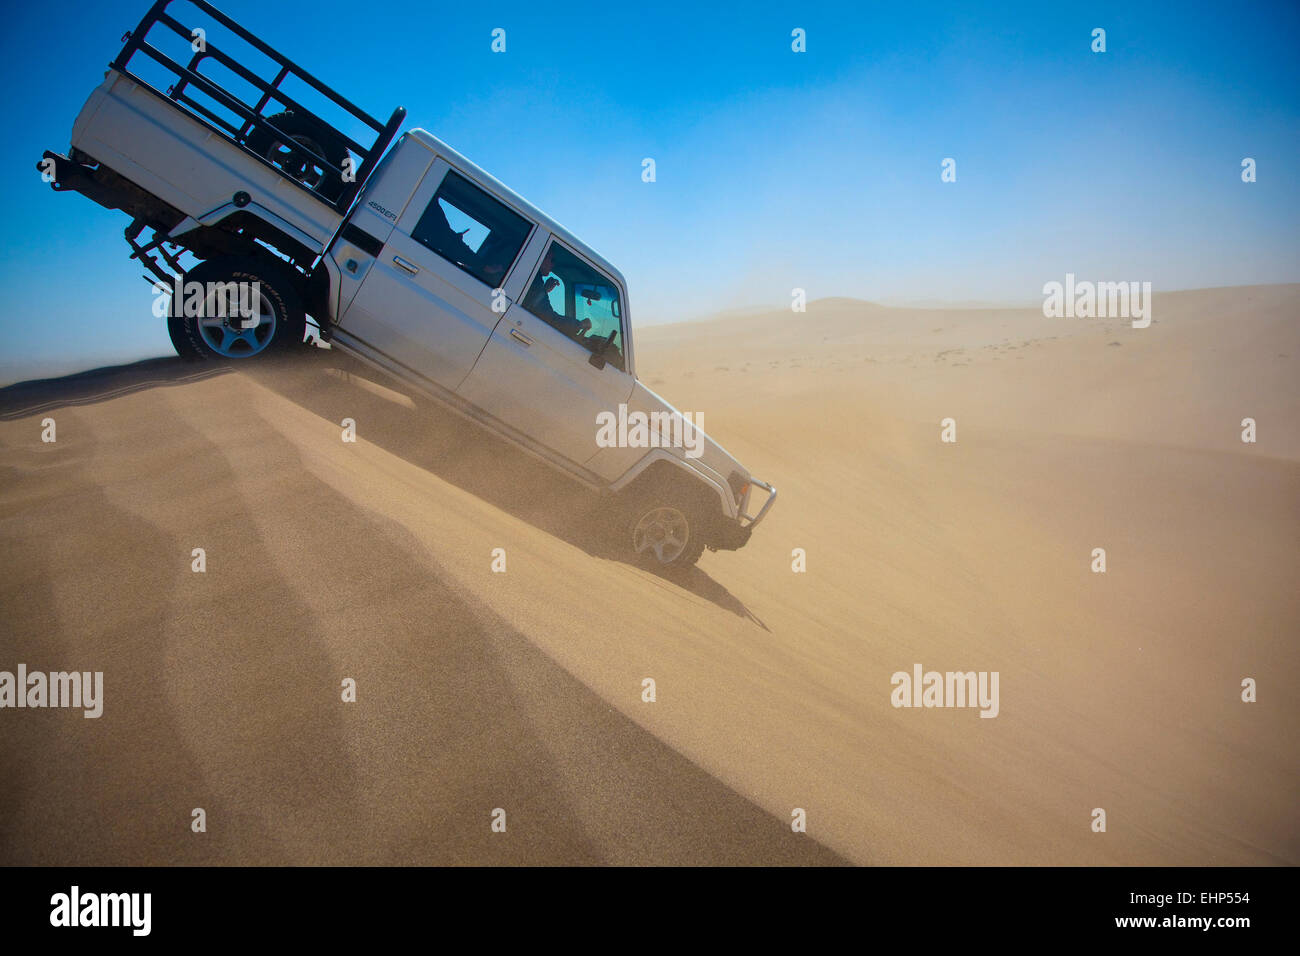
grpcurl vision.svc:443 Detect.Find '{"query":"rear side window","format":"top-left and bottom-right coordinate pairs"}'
top-left (410, 170), bottom-right (533, 288)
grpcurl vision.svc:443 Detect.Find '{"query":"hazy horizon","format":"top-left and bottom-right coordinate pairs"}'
top-left (4, 280), bottom-right (1296, 386)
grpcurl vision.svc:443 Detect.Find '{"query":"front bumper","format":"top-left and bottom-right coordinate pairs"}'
top-left (740, 477), bottom-right (777, 528)
top-left (715, 477), bottom-right (776, 551)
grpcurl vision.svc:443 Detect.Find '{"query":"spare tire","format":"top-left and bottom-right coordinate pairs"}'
top-left (246, 111), bottom-right (349, 202)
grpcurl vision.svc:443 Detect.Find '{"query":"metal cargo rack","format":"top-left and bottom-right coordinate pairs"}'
top-left (111, 0), bottom-right (405, 214)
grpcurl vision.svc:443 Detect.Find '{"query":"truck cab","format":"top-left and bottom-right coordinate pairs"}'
top-left (328, 132), bottom-right (637, 478)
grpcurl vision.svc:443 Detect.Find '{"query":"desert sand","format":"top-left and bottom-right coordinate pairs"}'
top-left (1, 284), bottom-right (1296, 865)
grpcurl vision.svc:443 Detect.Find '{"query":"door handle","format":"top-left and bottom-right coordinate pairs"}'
top-left (509, 328), bottom-right (533, 347)
top-left (393, 255), bottom-right (420, 275)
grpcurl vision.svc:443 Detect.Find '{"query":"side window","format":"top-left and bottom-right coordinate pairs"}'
top-left (410, 170), bottom-right (533, 288)
top-left (521, 242), bottom-right (626, 371)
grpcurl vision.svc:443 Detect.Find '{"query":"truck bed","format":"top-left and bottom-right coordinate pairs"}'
top-left (71, 69), bottom-right (346, 253)
top-left (50, 0), bottom-right (403, 262)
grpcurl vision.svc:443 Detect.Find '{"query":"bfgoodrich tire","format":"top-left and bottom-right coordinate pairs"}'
top-left (173, 257), bottom-right (306, 362)
top-left (167, 304), bottom-right (201, 360)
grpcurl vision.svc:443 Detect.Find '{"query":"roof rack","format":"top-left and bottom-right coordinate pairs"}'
top-left (111, 0), bottom-right (405, 212)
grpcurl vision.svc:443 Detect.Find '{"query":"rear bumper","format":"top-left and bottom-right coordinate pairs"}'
top-left (39, 150), bottom-right (121, 210)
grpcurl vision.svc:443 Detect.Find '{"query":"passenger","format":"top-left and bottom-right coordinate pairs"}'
top-left (423, 200), bottom-right (476, 265)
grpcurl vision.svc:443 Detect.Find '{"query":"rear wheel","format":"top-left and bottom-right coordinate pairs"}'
top-left (167, 298), bottom-right (201, 360)
top-left (172, 256), bottom-right (306, 362)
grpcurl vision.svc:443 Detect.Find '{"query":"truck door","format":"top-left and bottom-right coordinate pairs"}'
top-left (457, 237), bottom-right (635, 466)
top-left (337, 160), bottom-right (535, 391)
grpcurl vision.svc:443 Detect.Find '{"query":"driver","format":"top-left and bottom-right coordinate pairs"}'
top-left (523, 247), bottom-right (585, 340)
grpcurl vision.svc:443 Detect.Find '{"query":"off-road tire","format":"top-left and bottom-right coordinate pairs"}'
top-left (173, 256), bottom-right (306, 362)
top-left (622, 496), bottom-right (707, 570)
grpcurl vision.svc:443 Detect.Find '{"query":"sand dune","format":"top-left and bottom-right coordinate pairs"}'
top-left (1, 284), bottom-right (1296, 864)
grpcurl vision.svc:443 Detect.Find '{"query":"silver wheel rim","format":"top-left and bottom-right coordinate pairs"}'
top-left (196, 285), bottom-right (277, 357)
top-left (632, 506), bottom-right (690, 564)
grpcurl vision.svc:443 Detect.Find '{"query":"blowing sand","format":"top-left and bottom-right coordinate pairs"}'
top-left (1, 284), bottom-right (1296, 864)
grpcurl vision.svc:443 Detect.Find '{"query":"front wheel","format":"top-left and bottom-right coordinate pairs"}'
top-left (170, 257), bottom-right (306, 361)
top-left (624, 499), bottom-right (706, 569)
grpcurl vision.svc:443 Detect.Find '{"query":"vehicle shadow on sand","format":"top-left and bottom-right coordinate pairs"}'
top-left (0, 357), bottom-right (230, 421)
top-left (0, 351), bottom-right (767, 627)
top-left (253, 350), bottom-right (770, 629)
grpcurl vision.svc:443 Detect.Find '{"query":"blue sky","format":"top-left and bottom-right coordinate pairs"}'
top-left (2, 0), bottom-right (1297, 382)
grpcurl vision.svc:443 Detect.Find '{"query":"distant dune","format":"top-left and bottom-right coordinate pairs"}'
top-left (1, 285), bottom-right (1296, 864)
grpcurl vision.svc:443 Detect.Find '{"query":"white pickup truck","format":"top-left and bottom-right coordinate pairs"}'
top-left (41, 0), bottom-right (775, 568)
